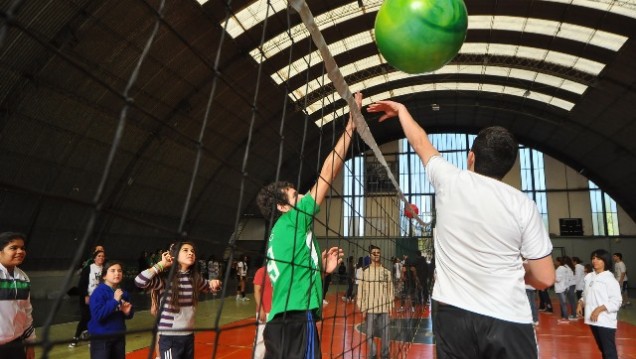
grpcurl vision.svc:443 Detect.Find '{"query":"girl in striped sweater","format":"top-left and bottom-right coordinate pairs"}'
top-left (135, 242), bottom-right (221, 359)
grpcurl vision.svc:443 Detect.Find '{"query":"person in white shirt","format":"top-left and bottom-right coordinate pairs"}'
top-left (564, 256), bottom-right (579, 321)
top-left (612, 253), bottom-right (631, 307)
top-left (70, 249), bottom-right (105, 347)
top-left (525, 283), bottom-right (539, 326)
top-left (572, 257), bottom-right (586, 300)
top-left (577, 249), bottom-right (622, 359)
top-left (236, 256), bottom-right (249, 301)
top-left (0, 232), bottom-right (35, 359)
top-left (555, 257), bottom-right (575, 324)
top-left (368, 100), bottom-right (555, 359)
top-left (393, 257), bottom-right (403, 298)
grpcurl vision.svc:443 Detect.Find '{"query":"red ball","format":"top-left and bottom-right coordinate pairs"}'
top-left (405, 203), bottom-right (419, 219)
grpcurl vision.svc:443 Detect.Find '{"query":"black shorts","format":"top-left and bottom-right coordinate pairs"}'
top-left (434, 304), bottom-right (538, 359)
top-left (264, 311), bottom-right (320, 359)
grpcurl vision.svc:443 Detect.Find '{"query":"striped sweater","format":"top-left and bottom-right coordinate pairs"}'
top-left (135, 268), bottom-right (210, 335)
top-left (0, 263), bottom-right (35, 345)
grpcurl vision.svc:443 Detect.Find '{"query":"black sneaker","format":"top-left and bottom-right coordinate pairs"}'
top-left (68, 338), bottom-right (79, 348)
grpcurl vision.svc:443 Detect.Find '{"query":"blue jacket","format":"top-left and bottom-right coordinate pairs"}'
top-left (88, 283), bottom-right (134, 336)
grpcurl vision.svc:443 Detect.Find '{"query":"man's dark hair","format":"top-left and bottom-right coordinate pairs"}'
top-left (613, 252), bottom-right (623, 260)
top-left (0, 232), bottom-right (26, 251)
top-left (470, 126), bottom-right (518, 180)
top-left (256, 181), bottom-right (295, 221)
top-left (369, 245), bottom-right (380, 253)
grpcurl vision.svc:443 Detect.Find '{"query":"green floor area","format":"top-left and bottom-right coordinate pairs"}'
top-left (34, 294), bottom-right (256, 359)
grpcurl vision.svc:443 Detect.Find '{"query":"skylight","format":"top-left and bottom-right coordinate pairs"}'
top-left (312, 82), bottom-right (575, 127)
top-left (223, 0), bottom-right (636, 40)
top-left (280, 38), bottom-right (605, 91)
top-left (469, 16), bottom-right (627, 51)
top-left (541, 0), bottom-right (636, 19)
top-left (299, 63), bottom-right (586, 110)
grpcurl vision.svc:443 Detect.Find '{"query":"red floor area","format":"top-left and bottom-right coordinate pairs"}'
top-left (127, 293), bottom-right (636, 359)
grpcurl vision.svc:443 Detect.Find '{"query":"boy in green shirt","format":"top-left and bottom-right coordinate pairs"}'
top-left (256, 92), bottom-right (362, 358)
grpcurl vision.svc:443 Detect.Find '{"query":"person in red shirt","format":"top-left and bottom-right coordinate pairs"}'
top-left (252, 265), bottom-right (272, 359)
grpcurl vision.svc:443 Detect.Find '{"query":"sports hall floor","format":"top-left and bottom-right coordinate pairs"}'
top-left (33, 285), bottom-right (636, 359)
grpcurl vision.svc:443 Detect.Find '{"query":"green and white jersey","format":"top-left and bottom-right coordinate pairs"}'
top-left (266, 194), bottom-right (322, 320)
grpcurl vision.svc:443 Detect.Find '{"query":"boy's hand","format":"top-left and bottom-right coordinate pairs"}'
top-left (322, 247), bottom-right (344, 274)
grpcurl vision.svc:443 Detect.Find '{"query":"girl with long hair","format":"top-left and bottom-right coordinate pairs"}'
top-left (135, 242), bottom-right (221, 359)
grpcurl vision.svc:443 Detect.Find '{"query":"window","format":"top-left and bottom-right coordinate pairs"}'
top-left (398, 134), bottom-right (474, 237)
top-left (519, 147), bottom-right (549, 229)
top-left (343, 156), bottom-right (364, 237)
top-left (589, 181), bottom-right (619, 236)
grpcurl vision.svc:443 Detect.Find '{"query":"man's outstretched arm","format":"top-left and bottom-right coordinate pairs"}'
top-left (367, 100), bottom-right (439, 166)
top-left (310, 92), bottom-right (362, 206)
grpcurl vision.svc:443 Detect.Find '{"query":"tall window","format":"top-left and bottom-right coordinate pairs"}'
top-left (399, 134), bottom-right (474, 237)
top-left (589, 181), bottom-right (619, 236)
top-left (343, 156), bottom-right (364, 236)
top-left (519, 147), bottom-right (549, 229)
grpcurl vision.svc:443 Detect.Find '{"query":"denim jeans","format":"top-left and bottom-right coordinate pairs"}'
top-left (365, 312), bottom-right (390, 359)
top-left (556, 292), bottom-right (568, 319)
top-left (525, 289), bottom-right (538, 322)
top-left (89, 336), bottom-right (125, 359)
top-left (566, 285), bottom-right (577, 318)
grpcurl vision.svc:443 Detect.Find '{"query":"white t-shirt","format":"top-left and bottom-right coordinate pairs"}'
top-left (614, 261), bottom-right (628, 282)
top-left (355, 267), bottom-right (363, 285)
top-left (237, 261), bottom-right (247, 277)
top-left (394, 262), bottom-right (403, 280)
top-left (88, 263), bottom-right (103, 296)
top-left (555, 265), bottom-right (574, 293)
top-left (582, 271), bottom-right (622, 329)
top-left (574, 263), bottom-right (585, 291)
top-left (427, 156), bottom-right (553, 324)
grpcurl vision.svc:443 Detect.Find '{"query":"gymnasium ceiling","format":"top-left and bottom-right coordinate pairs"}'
top-left (1, 0), bottom-right (635, 265)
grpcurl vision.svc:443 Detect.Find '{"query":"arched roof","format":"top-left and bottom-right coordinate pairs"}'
top-left (0, 0), bottom-right (634, 265)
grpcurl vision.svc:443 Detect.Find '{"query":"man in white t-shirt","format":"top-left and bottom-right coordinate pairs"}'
top-left (613, 253), bottom-right (631, 306)
top-left (236, 256), bottom-right (249, 301)
top-left (572, 257), bottom-right (586, 299)
top-left (368, 100), bottom-right (556, 359)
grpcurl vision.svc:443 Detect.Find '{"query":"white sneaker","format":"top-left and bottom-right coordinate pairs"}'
top-left (242, 297), bottom-right (250, 301)
top-left (68, 338), bottom-right (78, 348)
top-left (323, 299), bottom-right (329, 306)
